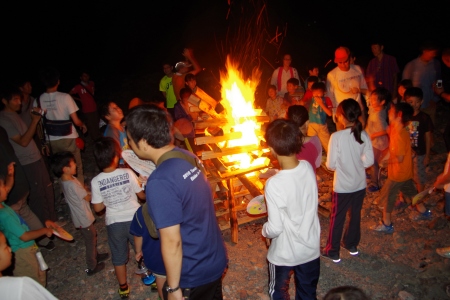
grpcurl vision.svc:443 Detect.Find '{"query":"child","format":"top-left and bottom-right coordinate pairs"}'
top-left (371, 103), bottom-right (418, 233)
top-left (307, 82), bottom-right (333, 152)
top-left (51, 151), bottom-right (109, 276)
top-left (101, 102), bottom-right (127, 167)
top-left (262, 119), bottom-right (320, 299)
top-left (130, 206), bottom-right (166, 299)
top-left (301, 75), bottom-right (319, 109)
top-left (392, 79), bottom-right (413, 104)
top-left (284, 78), bottom-right (305, 106)
top-left (365, 88), bottom-right (390, 192)
top-left (287, 105), bottom-right (322, 173)
top-left (0, 162), bottom-right (53, 286)
top-left (173, 88), bottom-right (197, 138)
top-left (405, 87), bottom-right (434, 220)
top-left (304, 64), bottom-right (320, 90)
top-left (0, 230), bottom-right (58, 299)
top-left (91, 137), bottom-right (146, 298)
top-left (265, 84), bottom-right (287, 121)
top-left (322, 99), bottom-right (374, 263)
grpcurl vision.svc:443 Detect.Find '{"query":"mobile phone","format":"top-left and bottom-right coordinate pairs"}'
top-left (436, 80), bottom-right (443, 89)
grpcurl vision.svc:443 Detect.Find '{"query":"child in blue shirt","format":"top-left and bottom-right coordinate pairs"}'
top-left (0, 162), bottom-right (53, 286)
top-left (307, 82), bottom-right (333, 152)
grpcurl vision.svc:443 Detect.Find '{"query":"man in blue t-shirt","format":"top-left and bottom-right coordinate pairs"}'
top-left (126, 104), bottom-right (227, 300)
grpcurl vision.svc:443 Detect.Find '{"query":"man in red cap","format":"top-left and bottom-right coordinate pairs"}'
top-left (326, 46), bottom-right (368, 129)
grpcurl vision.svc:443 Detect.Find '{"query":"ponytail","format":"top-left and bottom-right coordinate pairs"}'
top-left (337, 99), bottom-right (364, 144)
top-left (351, 119), bottom-right (363, 144)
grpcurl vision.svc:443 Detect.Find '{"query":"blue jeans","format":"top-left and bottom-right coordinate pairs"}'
top-left (268, 258), bottom-right (320, 300)
top-left (445, 192), bottom-right (450, 217)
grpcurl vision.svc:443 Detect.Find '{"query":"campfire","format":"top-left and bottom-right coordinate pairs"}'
top-left (188, 57), bottom-right (272, 243)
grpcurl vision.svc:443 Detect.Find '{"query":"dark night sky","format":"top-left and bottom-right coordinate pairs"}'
top-left (1, 0), bottom-right (448, 107)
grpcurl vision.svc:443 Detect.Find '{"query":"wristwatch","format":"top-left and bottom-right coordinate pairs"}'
top-left (166, 285), bottom-right (180, 293)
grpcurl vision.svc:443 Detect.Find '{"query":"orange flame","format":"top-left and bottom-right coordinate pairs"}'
top-left (219, 56), bottom-right (264, 169)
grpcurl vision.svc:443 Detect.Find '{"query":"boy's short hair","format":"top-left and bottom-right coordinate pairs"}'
top-left (265, 119), bottom-right (302, 156)
top-left (371, 87), bottom-right (391, 105)
top-left (267, 84), bottom-right (277, 93)
top-left (100, 101), bottom-right (114, 122)
top-left (180, 87), bottom-right (192, 99)
top-left (185, 73), bottom-right (196, 82)
top-left (311, 82), bottom-right (326, 92)
top-left (287, 105), bottom-right (309, 127)
top-left (93, 137), bottom-right (121, 171)
top-left (0, 85), bottom-right (21, 103)
top-left (394, 102), bottom-right (414, 125)
top-left (126, 104), bottom-right (173, 149)
top-left (286, 78), bottom-right (299, 86)
top-left (51, 151), bottom-right (75, 178)
top-left (39, 67), bottom-right (60, 89)
top-left (398, 79), bottom-right (413, 89)
top-left (404, 87), bottom-right (423, 101)
top-left (307, 76), bottom-right (319, 85)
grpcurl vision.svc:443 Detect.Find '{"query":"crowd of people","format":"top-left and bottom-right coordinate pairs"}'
top-left (0, 39), bottom-right (450, 300)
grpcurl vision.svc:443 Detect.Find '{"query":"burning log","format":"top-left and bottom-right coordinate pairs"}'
top-left (201, 145), bottom-right (263, 160)
top-left (194, 132), bottom-right (242, 145)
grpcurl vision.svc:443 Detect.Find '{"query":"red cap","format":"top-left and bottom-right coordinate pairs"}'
top-left (334, 47), bottom-right (350, 63)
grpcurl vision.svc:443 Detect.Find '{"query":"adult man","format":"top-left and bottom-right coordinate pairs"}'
top-left (172, 48), bottom-right (202, 104)
top-left (159, 63), bottom-right (177, 114)
top-left (270, 54), bottom-right (300, 97)
top-left (36, 67), bottom-right (87, 185)
top-left (402, 41), bottom-right (441, 125)
top-left (126, 105), bottom-right (227, 300)
top-left (69, 71), bottom-right (100, 140)
top-left (0, 87), bottom-right (56, 225)
top-left (365, 41), bottom-right (400, 97)
top-left (326, 46), bottom-right (368, 129)
top-left (0, 126), bottom-right (54, 250)
top-left (434, 48), bottom-right (450, 151)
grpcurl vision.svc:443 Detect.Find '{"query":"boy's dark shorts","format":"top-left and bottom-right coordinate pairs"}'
top-left (380, 178), bottom-right (417, 213)
top-left (106, 221), bottom-right (135, 266)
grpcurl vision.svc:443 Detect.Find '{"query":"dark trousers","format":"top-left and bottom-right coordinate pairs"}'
top-left (80, 223), bottom-right (98, 270)
top-left (324, 189), bottom-right (366, 257)
top-left (268, 258), bottom-right (320, 300)
top-left (163, 276), bottom-right (223, 300)
top-left (83, 111), bottom-right (100, 141)
top-left (23, 158), bottom-right (56, 223)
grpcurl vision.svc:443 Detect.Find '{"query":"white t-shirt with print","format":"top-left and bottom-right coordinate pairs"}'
top-left (91, 168), bottom-right (142, 225)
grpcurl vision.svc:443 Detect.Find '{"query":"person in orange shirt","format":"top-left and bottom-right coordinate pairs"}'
top-left (372, 103), bottom-right (419, 233)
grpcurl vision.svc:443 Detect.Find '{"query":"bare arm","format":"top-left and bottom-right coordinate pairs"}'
top-left (134, 236), bottom-right (143, 262)
top-left (316, 97), bottom-right (332, 116)
top-left (9, 112), bottom-right (41, 147)
top-left (83, 193), bottom-right (92, 202)
top-left (69, 112), bottom-right (87, 133)
top-left (20, 227), bottom-right (52, 242)
top-left (183, 49), bottom-right (202, 76)
top-left (160, 224), bottom-right (183, 300)
top-left (370, 130), bottom-right (388, 140)
top-left (5, 162), bottom-right (15, 194)
top-left (136, 191), bottom-right (146, 200)
top-left (93, 203), bottom-right (105, 212)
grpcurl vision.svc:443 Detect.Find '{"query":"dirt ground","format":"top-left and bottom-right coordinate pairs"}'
top-left (43, 103), bottom-right (450, 300)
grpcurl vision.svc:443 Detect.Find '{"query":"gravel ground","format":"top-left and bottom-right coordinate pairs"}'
top-left (43, 103), bottom-right (450, 300)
